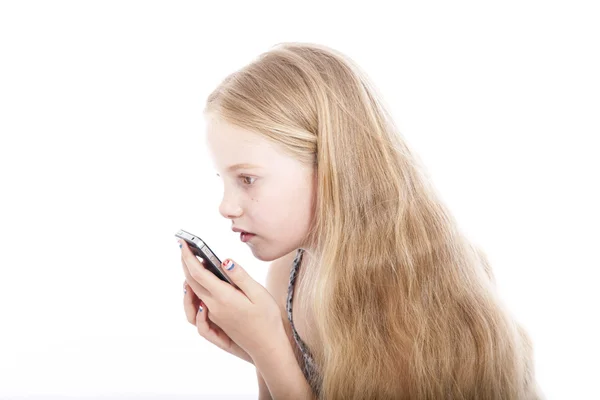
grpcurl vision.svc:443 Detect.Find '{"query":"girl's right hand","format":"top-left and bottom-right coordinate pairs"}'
top-left (183, 279), bottom-right (254, 365)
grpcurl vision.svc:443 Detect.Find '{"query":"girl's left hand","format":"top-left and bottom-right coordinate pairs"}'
top-left (178, 239), bottom-right (288, 362)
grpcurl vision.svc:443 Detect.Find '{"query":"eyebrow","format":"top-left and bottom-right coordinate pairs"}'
top-left (216, 163), bottom-right (262, 176)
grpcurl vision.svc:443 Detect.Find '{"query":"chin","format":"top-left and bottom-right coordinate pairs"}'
top-left (249, 250), bottom-right (279, 262)
top-left (248, 245), bottom-right (291, 263)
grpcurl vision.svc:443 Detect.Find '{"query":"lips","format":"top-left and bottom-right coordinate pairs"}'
top-left (240, 232), bottom-right (255, 242)
top-left (232, 227), bottom-right (254, 234)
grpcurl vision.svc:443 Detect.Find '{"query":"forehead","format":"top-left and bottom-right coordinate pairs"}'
top-left (205, 118), bottom-right (262, 148)
top-left (204, 116), bottom-right (282, 170)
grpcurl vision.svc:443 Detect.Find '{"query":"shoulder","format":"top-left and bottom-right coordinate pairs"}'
top-left (266, 250), bottom-right (305, 363)
top-left (265, 249), bottom-right (300, 318)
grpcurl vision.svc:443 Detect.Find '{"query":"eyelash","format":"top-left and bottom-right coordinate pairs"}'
top-left (215, 174), bottom-right (256, 187)
top-left (239, 175), bottom-right (256, 186)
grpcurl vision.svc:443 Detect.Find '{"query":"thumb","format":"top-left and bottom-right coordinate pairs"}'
top-left (221, 258), bottom-right (262, 299)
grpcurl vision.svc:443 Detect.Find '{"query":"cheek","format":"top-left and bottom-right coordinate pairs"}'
top-left (254, 197), bottom-right (291, 226)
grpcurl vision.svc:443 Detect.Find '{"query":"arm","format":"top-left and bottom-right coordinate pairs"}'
top-left (254, 251), bottom-right (313, 400)
top-left (255, 251), bottom-right (305, 399)
top-left (253, 333), bottom-right (316, 400)
top-left (257, 367), bottom-right (273, 400)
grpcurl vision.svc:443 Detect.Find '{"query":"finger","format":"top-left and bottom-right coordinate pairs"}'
top-left (181, 255), bottom-right (211, 299)
top-left (219, 258), bottom-right (261, 301)
top-left (183, 281), bottom-right (201, 325)
top-left (195, 300), bottom-right (232, 352)
top-left (179, 240), bottom-right (231, 302)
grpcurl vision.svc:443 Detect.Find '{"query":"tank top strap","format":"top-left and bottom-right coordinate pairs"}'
top-left (286, 248), bottom-right (304, 318)
top-left (285, 248), bottom-right (314, 358)
top-left (285, 248), bottom-right (321, 396)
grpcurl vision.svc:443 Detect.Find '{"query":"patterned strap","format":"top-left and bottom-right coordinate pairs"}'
top-left (285, 248), bottom-right (321, 396)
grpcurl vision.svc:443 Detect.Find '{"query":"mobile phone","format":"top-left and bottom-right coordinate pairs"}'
top-left (175, 229), bottom-right (240, 290)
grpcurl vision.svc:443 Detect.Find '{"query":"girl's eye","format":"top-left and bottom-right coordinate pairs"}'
top-left (240, 176), bottom-right (256, 186)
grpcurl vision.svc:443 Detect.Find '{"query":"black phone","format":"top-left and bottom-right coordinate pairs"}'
top-left (175, 229), bottom-right (240, 290)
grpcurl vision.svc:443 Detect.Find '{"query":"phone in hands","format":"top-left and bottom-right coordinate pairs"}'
top-left (175, 229), bottom-right (240, 290)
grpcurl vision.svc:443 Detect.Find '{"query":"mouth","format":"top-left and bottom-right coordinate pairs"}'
top-left (240, 232), bottom-right (256, 242)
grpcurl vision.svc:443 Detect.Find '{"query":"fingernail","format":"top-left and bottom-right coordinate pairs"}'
top-left (183, 287), bottom-right (187, 294)
top-left (224, 259), bottom-right (235, 270)
top-left (198, 303), bottom-right (203, 312)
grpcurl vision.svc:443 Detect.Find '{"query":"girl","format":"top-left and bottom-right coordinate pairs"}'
top-left (180, 42), bottom-right (543, 399)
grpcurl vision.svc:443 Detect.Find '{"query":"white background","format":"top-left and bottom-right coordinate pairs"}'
top-left (1, 1), bottom-right (598, 399)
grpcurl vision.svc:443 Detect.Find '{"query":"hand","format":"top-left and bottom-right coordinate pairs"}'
top-left (183, 279), bottom-right (254, 364)
top-left (179, 239), bottom-right (288, 364)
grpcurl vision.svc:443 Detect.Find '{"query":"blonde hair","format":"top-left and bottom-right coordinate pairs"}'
top-left (204, 42), bottom-right (543, 399)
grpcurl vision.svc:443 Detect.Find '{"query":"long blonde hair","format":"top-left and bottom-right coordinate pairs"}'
top-left (204, 42), bottom-right (543, 399)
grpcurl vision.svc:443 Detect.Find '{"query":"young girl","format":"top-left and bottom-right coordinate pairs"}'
top-left (180, 42), bottom-right (543, 399)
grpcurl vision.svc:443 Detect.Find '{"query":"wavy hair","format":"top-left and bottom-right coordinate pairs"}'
top-left (204, 42), bottom-right (543, 399)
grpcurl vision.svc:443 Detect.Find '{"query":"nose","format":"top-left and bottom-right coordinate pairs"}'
top-left (218, 190), bottom-right (243, 219)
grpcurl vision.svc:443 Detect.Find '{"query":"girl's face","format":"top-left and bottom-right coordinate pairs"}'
top-left (205, 116), bottom-right (316, 262)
